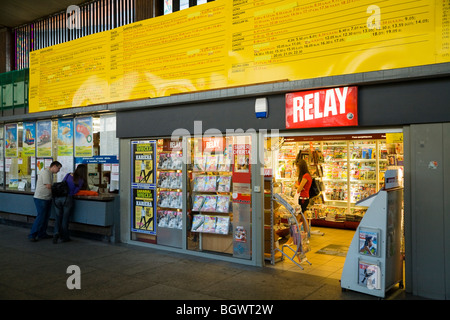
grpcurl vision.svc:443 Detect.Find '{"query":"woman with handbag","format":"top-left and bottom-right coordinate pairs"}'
top-left (53, 164), bottom-right (88, 243)
top-left (294, 156), bottom-right (312, 214)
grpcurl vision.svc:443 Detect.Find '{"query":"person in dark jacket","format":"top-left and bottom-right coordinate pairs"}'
top-left (53, 164), bottom-right (88, 243)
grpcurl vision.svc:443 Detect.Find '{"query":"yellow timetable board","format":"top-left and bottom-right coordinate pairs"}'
top-left (29, 0), bottom-right (450, 113)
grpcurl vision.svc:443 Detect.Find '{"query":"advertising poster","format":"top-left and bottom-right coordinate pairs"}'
top-left (36, 120), bottom-right (52, 157)
top-left (232, 144), bottom-right (251, 184)
top-left (131, 140), bottom-right (157, 235)
top-left (75, 117), bottom-right (93, 157)
top-left (57, 118), bottom-right (74, 156)
top-left (132, 187), bottom-right (156, 234)
top-left (22, 122), bottom-right (36, 157)
top-left (132, 141), bottom-right (155, 185)
top-left (5, 123), bottom-right (18, 157)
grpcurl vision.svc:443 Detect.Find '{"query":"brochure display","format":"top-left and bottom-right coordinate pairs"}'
top-left (340, 186), bottom-right (403, 298)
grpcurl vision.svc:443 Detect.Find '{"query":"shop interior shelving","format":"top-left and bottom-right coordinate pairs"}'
top-left (267, 137), bottom-right (403, 230)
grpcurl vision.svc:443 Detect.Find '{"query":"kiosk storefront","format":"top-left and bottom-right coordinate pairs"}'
top-left (262, 86), bottom-right (405, 288)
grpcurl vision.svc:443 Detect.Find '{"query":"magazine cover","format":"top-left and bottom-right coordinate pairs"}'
top-left (215, 216), bottom-right (230, 234)
top-left (169, 191), bottom-right (182, 209)
top-left (158, 210), bottom-right (182, 229)
top-left (193, 175), bottom-right (206, 191)
top-left (169, 172), bottom-right (182, 189)
top-left (203, 175), bottom-right (217, 192)
top-left (359, 229), bottom-right (379, 256)
top-left (193, 156), bottom-right (205, 171)
top-left (191, 215), bottom-right (205, 232)
top-left (217, 175), bottom-right (231, 192)
top-left (158, 190), bottom-right (171, 208)
top-left (205, 155), bottom-right (218, 171)
top-left (158, 152), bottom-right (171, 169)
top-left (358, 260), bottom-right (381, 290)
top-left (158, 171), bottom-right (170, 188)
top-left (202, 215), bottom-right (217, 233)
top-left (192, 195), bottom-right (206, 211)
top-left (171, 153), bottom-right (183, 170)
top-left (215, 195), bottom-right (230, 213)
top-left (217, 153), bottom-right (231, 172)
top-left (201, 195), bottom-right (217, 212)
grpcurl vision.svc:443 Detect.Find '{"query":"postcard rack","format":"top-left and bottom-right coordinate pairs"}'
top-left (273, 193), bottom-right (312, 270)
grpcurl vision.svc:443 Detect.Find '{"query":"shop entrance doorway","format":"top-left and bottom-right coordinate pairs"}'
top-left (263, 131), bottom-right (404, 282)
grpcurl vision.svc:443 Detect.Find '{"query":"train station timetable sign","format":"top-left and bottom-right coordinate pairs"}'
top-left (29, 0), bottom-right (450, 113)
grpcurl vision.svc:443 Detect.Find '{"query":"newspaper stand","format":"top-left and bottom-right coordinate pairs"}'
top-left (273, 193), bottom-right (311, 270)
top-left (340, 185), bottom-right (403, 298)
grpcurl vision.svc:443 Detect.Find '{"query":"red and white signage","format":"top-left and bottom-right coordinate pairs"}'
top-left (286, 86), bottom-right (358, 129)
top-left (201, 137), bottom-right (225, 153)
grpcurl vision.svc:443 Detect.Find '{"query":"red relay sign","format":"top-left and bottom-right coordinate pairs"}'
top-left (286, 86), bottom-right (358, 129)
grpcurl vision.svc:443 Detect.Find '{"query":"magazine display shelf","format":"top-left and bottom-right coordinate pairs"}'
top-left (272, 193), bottom-right (312, 270)
top-left (156, 149), bottom-right (183, 248)
top-left (189, 153), bottom-right (233, 253)
top-left (340, 187), bottom-right (403, 298)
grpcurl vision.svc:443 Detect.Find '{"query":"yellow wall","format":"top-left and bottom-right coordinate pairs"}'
top-left (29, 0), bottom-right (450, 112)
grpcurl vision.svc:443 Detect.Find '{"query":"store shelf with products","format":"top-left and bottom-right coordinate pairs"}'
top-left (187, 137), bottom-right (235, 254)
top-left (265, 134), bottom-right (404, 230)
top-left (156, 140), bottom-right (184, 244)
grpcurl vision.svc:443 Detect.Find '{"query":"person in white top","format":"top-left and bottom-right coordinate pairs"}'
top-left (28, 161), bottom-right (62, 241)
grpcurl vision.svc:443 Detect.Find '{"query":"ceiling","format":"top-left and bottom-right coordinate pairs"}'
top-left (0, 0), bottom-right (88, 28)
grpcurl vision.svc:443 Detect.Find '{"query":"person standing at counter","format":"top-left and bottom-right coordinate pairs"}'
top-left (28, 161), bottom-right (62, 242)
top-left (53, 164), bottom-right (88, 243)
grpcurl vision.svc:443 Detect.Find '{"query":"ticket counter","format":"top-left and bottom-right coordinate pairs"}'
top-left (0, 190), bottom-right (120, 242)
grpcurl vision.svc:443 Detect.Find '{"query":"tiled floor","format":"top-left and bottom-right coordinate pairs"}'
top-left (266, 226), bottom-right (355, 281)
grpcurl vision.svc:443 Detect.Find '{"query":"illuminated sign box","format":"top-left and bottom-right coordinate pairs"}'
top-left (285, 86), bottom-right (358, 129)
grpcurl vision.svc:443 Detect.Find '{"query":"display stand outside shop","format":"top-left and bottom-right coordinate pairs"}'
top-left (341, 170), bottom-right (403, 298)
top-left (272, 193), bottom-right (312, 270)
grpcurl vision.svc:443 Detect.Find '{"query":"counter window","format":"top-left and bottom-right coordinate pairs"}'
top-left (1, 114), bottom-right (119, 193)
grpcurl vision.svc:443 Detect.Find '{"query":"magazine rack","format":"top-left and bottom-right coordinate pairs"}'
top-left (340, 188), bottom-right (403, 298)
top-left (273, 193), bottom-right (312, 270)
